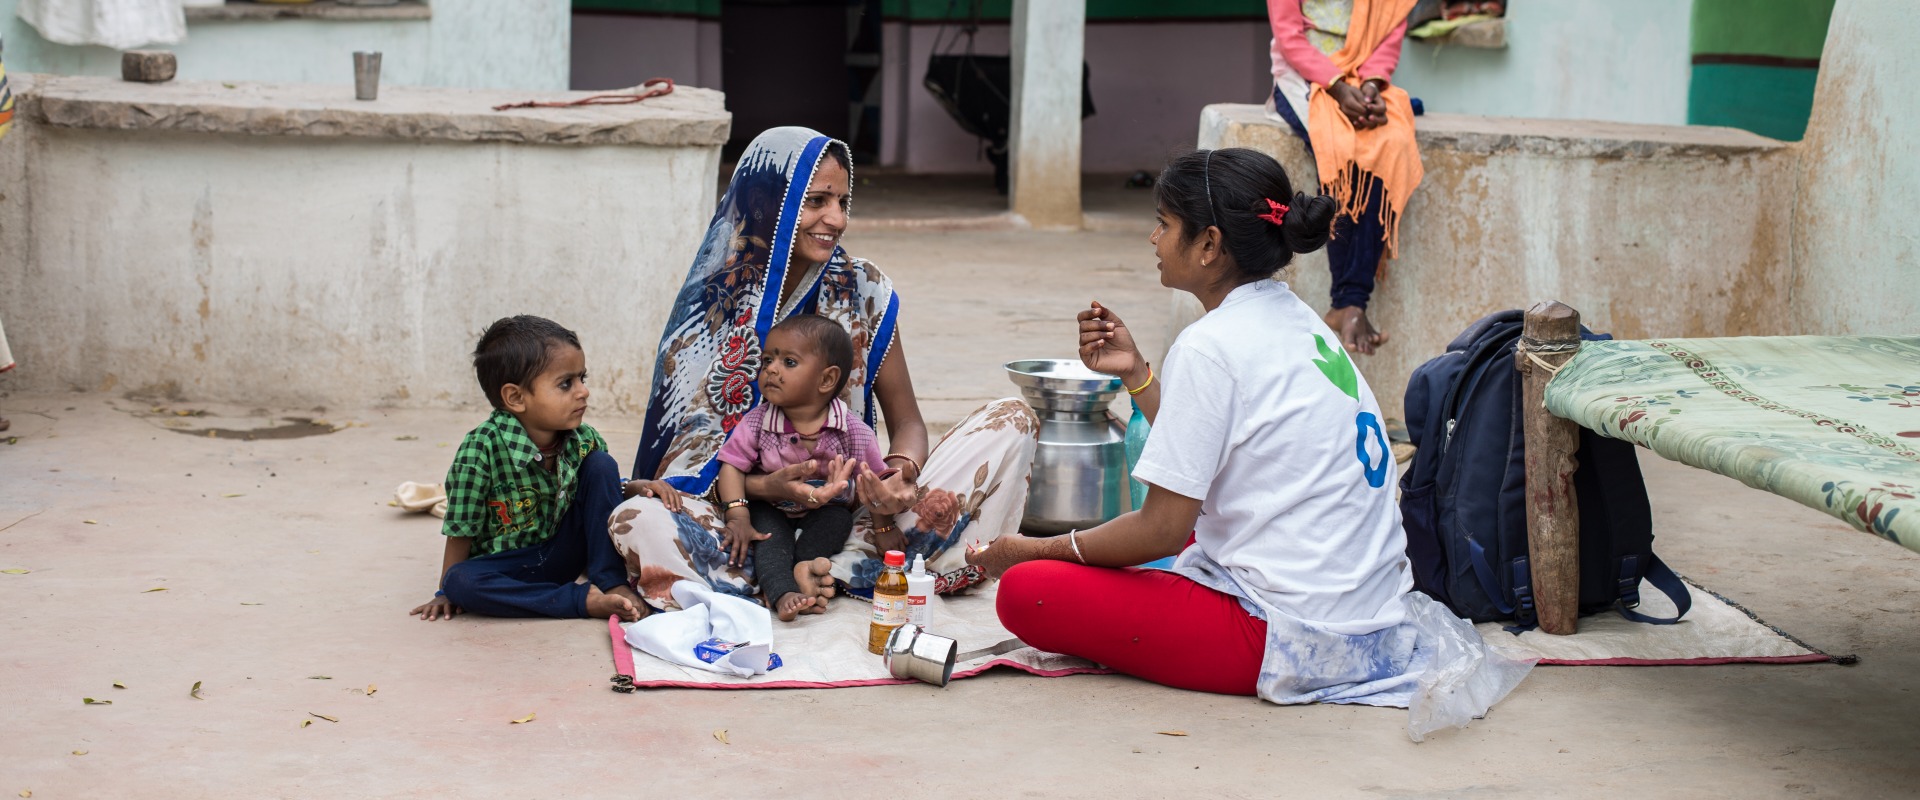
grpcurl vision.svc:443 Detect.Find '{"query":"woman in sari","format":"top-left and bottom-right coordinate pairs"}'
top-left (609, 127), bottom-right (1038, 610)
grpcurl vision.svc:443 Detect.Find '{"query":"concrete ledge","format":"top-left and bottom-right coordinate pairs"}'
top-left (18, 74), bottom-right (730, 147)
top-left (1190, 103), bottom-right (1797, 421)
top-left (184, 1), bottom-right (432, 22)
top-left (1203, 105), bottom-right (1787, 161)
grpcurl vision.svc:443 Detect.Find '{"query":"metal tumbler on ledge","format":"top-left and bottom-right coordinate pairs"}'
top-left (353, 51), bottom-right (382, 101)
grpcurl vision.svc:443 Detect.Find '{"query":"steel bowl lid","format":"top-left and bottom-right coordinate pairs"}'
top-left (1004, 358), bottom-right (1123, 394)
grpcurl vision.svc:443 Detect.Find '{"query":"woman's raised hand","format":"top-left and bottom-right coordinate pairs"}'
top-left (855, 462), bottom-right (917, 516)
top-left (1079, 301), bottom-right (1146, 385)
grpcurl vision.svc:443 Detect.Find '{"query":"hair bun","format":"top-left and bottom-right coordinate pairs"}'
top-left (1279, 192), bottom-right (1336, 255)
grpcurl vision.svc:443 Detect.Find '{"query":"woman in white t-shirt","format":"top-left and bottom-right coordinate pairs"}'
top-left (968, 148), bottom-right (1529, 720)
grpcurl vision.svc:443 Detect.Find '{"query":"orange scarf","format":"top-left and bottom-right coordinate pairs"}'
top-left (1305, 0), bottom-right (1422, 258)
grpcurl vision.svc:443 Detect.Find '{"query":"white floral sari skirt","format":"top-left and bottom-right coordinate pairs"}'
top-left (609, 398), bottom-right (1038, 608)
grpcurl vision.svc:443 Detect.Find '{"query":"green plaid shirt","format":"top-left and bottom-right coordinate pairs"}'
top-left (441, 409), bottom-right (608, 557)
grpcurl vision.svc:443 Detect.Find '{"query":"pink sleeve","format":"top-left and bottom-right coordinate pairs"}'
top-left (1359, 20), bottom-right (1407, 83)
top-left (849, 419), bottom-right (889, 474)
top-left (715, 405), bottom-right (764, 473)
top-left (1269, 0), bottom-right (1341, 87)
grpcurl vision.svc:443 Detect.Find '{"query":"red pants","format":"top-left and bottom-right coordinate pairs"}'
top-left (996, 561), bottom-right (1266, 696)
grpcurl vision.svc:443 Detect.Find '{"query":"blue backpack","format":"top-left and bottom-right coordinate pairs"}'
top-left (1399, 310), bottom-right (1690, 629)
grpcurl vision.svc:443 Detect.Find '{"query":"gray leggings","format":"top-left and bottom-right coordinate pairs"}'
top-left (750, 500), bottom-right (854, 602)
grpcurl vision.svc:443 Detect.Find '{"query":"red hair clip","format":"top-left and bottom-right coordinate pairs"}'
top-left (1257, 198), bottom-right (1290, 227)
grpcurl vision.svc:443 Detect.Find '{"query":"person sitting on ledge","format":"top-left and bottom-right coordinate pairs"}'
top-left (1267, 0), bottom-right (1427, 354)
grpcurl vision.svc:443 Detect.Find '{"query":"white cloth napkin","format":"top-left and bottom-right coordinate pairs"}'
top-left (623, 580), bottom-right (774, 677)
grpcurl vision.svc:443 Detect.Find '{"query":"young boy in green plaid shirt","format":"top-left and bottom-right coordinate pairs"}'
top-left (410, 316), bottom-right (645, 622)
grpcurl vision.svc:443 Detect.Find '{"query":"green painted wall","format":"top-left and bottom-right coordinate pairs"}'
top-left (1688, 0), bottom-right (1835, 140)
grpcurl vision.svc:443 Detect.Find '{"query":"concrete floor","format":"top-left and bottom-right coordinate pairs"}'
top-left (5, 195), bottom-right (1920, 797)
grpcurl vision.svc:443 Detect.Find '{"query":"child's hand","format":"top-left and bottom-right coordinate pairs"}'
top-left (721, 518), bottom-right (769, 568)
top-left (410, 594), bottom-right (462, 621)
top-left (625, 479), bottom-right (686, 512)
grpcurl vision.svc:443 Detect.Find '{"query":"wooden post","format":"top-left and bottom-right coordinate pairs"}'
top-left (1518, 301), bottom-right (1582, 635)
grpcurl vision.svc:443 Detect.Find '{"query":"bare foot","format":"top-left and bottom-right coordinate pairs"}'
top-left (606, 584), bottom-right (649, 620)
top-left (774, 591), bottom-right (817, 622)
top-left (1324, 306), bottom-right (1389, 355)
top-left (587, 585), bottom-right (642, 622)
top-left (794, 556), bottom-right (836, 601)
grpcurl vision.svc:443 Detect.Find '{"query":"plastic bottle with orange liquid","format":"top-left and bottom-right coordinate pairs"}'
top-left (867, 550), bottom-right (909, 654)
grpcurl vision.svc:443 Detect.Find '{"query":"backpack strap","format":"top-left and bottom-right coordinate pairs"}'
top-left (1466, 537), bottom-right (1512, 617)
top-left (1613, 553), bottom-right (1691, 624)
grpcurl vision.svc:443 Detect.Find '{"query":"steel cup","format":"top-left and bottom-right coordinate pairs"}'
top-left (353, 51), bottom-right (382, 101)
top-left (883, 624), bottom-right (958, 687)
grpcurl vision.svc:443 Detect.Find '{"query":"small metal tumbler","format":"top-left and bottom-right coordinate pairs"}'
top-left (353, 51), bottom-right (382, 101)
top-left (883, 624), bottom-right (958, 687)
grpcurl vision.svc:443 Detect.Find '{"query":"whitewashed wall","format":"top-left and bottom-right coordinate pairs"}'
top-left (0, 81), bottom-right (723, 413)
top-left (0, 0), bottom-right (570, 91)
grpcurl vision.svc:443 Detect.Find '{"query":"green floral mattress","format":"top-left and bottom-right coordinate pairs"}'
top-left (1544, 335), bottom-right (1920, 552)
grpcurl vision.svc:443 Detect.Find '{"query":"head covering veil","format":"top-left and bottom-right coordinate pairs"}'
top-left (633, 127), bottom-right (900, 494)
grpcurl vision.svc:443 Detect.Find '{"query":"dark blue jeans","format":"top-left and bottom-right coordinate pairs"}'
top-left (1273, 86), bottom-right (1387, 311)
top-left (440, 450), bottom-right (627, 618)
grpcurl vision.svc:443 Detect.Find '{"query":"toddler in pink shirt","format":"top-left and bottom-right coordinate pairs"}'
top-left (714, 314), bottom-right (890, 620)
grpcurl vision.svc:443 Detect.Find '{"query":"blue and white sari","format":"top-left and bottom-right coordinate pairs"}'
top-left (633, 127), bottom-right (899, 493)
top-left (611, 127), bottom-right (1040, 605)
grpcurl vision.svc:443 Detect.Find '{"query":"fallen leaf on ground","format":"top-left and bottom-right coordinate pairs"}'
top-left (510, 713), bottom-right (536, 724)
top-left (300, 719), bottom-right (312, 728)
top-left (70, 750), bottom-right (86, 756)
top-left (21, 790), bottom-right (31, 797)
top-left (221, 493), bottom-right (244, 498)
top-left (190, 681), bottom-right (203, 700)
top-left (309, 712), bottom-right (338, 723)
top-left (713, 729), bottom-right (729, 744)
top-left (386, 501), bottom-right (398, 507)
top-left (1156, 730), bottom-right (1188, 737)
top-left (394, 435), bottom-right (417, 441)
top-left (143, 587), bottom-right (167, 593)
top-left (112, 682), bottom-right (125, 689)
top-left (308, 675), bottom-right (331, 680)
top-left (312, 419), bottom-right (330, 427)
top-left (222, 82), bottom-right (236, 89)
top-left (240, 602), bottom-right (263, 606)
top-left (81, 698), bottom-right (111, 705)
top-left (6, 437), bottom-right (17, 445)
top-left (83, 520), bottom-right (97, 525)
top-left (366, 684), bottom-right (377, 697)
top-left (2, 569), bottom-right (27, 574)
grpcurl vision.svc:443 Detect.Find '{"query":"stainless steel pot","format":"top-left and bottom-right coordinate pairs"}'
top-left (1006, 359), bottom-right (1130, 534)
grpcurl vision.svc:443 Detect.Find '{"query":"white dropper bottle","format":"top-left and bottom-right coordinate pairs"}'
top-left (906, 554), bottom-right (934, 630)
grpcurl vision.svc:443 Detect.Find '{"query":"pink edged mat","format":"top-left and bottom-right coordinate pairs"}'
top-left (1476, 577), bottom-right (1853, 667)
top-left (606, 583), bottom-right (1111, 690)
top-left (606, 577), bottom-right (1850, 690)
